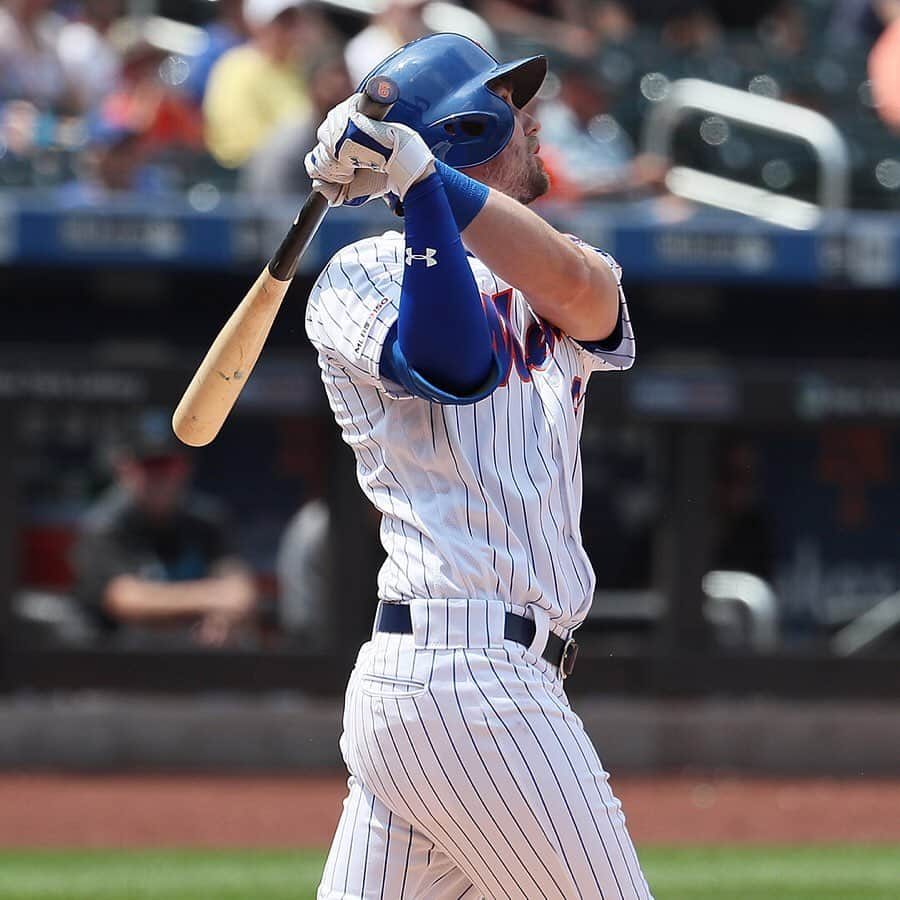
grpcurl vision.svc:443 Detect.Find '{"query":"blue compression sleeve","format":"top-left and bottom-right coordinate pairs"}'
top-left (380, 171), bottom-right (498, 402)
top-left (434, 160), bottom-right (490, 231)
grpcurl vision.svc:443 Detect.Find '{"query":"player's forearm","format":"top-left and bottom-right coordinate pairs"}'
top-left (397, 172), bottom-right (494, 392)
top-left (461, 188), bottom-right (620, 341)
top-left (103, 572), bottom-right (256, 623)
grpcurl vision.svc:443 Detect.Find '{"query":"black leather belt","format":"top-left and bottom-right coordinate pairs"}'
top-left (374, 603), bottom-right (578, 678)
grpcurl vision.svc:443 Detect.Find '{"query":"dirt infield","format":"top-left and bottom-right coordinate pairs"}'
top-left (1, 774), bottom-right (898, 848)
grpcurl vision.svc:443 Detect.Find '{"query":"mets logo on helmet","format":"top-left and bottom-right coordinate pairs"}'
top-left (405, 247), bottom-right (438, 267)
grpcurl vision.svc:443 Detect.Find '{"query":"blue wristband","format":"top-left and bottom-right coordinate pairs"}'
top-left (434, 160), bottom-right (490, 231)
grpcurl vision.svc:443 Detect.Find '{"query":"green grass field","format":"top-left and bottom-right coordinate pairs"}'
top-left (1, 846), bottom-right (897, 899)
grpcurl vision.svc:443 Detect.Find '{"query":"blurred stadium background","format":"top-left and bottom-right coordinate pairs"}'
top-left (1, 0), bottom-right (900, 897)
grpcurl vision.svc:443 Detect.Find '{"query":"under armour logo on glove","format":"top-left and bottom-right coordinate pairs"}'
top-left (405, 247), bottom-right (438, 267)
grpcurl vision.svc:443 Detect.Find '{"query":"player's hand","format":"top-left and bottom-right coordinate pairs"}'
top-left (306, 145), bottom-right (389, 207)
top-left (305, 122), bottom-right (390, 207)
top-left (308, 93), bottom-right (435, 201)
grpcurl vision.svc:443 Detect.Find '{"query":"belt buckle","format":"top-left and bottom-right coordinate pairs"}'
top-left (560, 637), bottom-right (578, 679)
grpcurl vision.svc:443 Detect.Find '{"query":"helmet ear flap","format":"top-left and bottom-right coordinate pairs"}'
top-left (431, 111), bottom-right (509, 167)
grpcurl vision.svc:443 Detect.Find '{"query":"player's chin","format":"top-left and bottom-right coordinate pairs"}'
top-left (521, 162), bottom-right (551, 206)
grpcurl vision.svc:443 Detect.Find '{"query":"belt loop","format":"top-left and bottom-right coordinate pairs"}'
top-left (527, 605), bottom-right (550, 658)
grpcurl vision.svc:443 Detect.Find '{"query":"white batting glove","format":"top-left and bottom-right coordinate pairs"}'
top-left (308, 93), bottom-right (435, 202)
top-left (305, 138), bottom-right (390, 206)
top-left (309, 168), bottom-right (390, 207)
top-left (347, 107), bottom-right (435, 200)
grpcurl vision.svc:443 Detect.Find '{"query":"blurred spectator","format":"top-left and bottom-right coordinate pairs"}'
top-left (537, 61), bottom-right (668, 201)
top-left (344, 0), bottom-right (431, 86)
top-left (828, 0), bottom-right (900, 51)
top-left (100, 17), bottom-right (204, 154)
top-left (56, 0), bottom-right (123, 111)
top-left (56, 114), bottom-right (167, 204)
top-left (275, 496), bottom-right (330, 639)
top-left (276, 497), bottom-right (382, 645)
top-left (183, 0), bottom-right (248, 106)
top-left (239, 51), bottom-right (352, 198)
top-left (660, 4), bottom-right (720, 51)
top-left (473, 0), bottom-right (600, 58)
top-left (70, 414), bottom-right (258, 648)
top-left (869, 15), bottom-right (900, 130)
top-left (0, 0), bottom-right (76, 111)
top-left (345, 0), bottom-right (498, 84)
top-left (203, 0), bottom-right (329, 168)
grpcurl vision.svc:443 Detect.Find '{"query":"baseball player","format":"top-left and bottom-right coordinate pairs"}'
top-left (304, 34), bottom-right (651, 900)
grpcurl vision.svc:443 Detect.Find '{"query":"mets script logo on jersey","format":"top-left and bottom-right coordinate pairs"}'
top-left (405, 247), bottom-right (437, 267)
top-left (483, 289), bottom-right (561, 387)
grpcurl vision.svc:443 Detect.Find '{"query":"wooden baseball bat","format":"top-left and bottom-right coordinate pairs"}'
top-left (172, 76), bottom-right (400, 447)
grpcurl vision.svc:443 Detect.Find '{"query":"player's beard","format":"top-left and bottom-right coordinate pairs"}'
top-left (518, 152), bottom-right (551, 206)
top-left (470, 141), bottom-right (550, 206)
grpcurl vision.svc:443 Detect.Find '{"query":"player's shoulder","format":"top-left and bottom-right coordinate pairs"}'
top-left (313, 230), bottom-right (404, 294)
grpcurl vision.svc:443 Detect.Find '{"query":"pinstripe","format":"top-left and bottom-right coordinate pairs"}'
top-left (459, 651), bottom-right (582, 891)
top-left (383, 698), bottom-right (497, 894)
top-left (327, 366), bottom-right (416, 600)
top-left (502, 380), bottom-right (539, 603)
top-left (379, 810), bottom-right (392, 898)
top-left (532, 685), bottom-right (651, 899)
top-left (488, 395), bottom-right (518, 596)
top-left (516, 376), bottom-right (561, 615)
top-left (488, 651), bottom-right (608, 898)
top-left (365, 666), bottom-right (488, 883)
top-left (526, 385), bottom-right (590, 621)
top-left (340, 370), bottom-right (422, 599)
top-left (359, 787), bottom-right (377, 896)
top-left (441, 408), bottom-right (473, 538)
top-left (415, 650), bottom-right (549, 898)
top-left (341, 779), bottom-right (364, 896)
top-left (510, 664), bottom-right (627, 899)
top-left (465, 405), bottom-right (501, 596)
top-left (448, 649), bottom-right (565, 896)
top-left (400, 824), bottom-right (413, 899)
top-left (404, 651), bottom-right (516, 898)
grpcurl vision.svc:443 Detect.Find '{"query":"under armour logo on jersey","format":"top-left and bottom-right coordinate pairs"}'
top-left (405, 247), bottom-right (437, 267)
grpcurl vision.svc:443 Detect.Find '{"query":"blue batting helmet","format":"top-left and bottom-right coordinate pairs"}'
top-left (358, 33), bottom-right (547, 169)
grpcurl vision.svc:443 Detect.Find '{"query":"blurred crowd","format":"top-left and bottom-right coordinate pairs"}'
top-left (1, 0), bottom-right (899, 206)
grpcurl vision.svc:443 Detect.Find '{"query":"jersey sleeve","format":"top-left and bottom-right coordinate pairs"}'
top-left (566, 242), bottom-right (636, 375)
top-left (306, 237), bottom-right (412, 398)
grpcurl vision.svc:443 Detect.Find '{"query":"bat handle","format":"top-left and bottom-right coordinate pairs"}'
top-left (267, 76), bottom-right (400, 282)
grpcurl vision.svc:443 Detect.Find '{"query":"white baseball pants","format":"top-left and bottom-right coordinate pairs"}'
top-left (318, 599), bottom-right (653, 899)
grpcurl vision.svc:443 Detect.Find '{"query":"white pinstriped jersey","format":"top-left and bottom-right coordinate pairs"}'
top-left (306, 230), bottom-right (635, 633)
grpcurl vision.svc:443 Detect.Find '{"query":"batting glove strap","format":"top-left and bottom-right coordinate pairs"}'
top-left (348, 111), bottom-right (435, 200)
